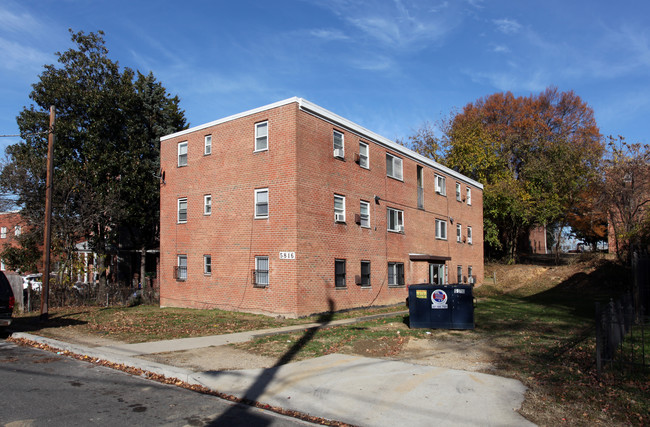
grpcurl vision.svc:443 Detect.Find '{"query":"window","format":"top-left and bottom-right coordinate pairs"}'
top-left (14, 226), bottom-right (21, 236)
top-left (359, 200), bottom-right (370, 228)
top-left (334, 194), bottom-right (346, 223)
top-left (457, 223), bottom-right (462, 243)
top-left (435, 219), bottom-right (447, 240)
top-left (466, 187), bottom-right (472, 205)
top-left (386, 153), bottom-right (403, 180)
top-left (254, 256), bottom-right (269, 287)
top-left (435, 174), bottom-right (446, 195)
top-left (358, 142), bottom-right (369, 168)
top-left (468, 266), bottom-right (474, 284)
top-left (0, 227), bottom-right (6, 239)
top-left (204, 134), bottom-right (212, 155)
top-left (388, 262), bottom-right (404, 286)
top-left (178, 141), bottom-right (188, 167)
top-left (387, 207), bottom-right (404, 233)
top-left (360, 261), bottom-right (371, 287)
top-left (255, 121), bottom-right (268, 151)
top-left (255, 188), bottom-right (269, 218)
top-left (457, 265), bottom-right (463, 283)
top-left (176, 255), bottom-right (187, 281)
top-left (177, 198), bottom-right (188, 223)
top-left (467, 226), bottom-right (473, 244)
top-left (335, 259), bottom-right (346, 288)
top-left (204, 195), bottom-right (212, 215)
top-left (204, 255), bottom-right (212, 275)
top-left (333, 130), bottom-right (344, 158)
top-left (456, 182), bottom-right (461, 201)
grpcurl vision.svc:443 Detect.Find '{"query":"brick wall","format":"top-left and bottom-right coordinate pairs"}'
top-left (160, 99), bottom-right (484, 317)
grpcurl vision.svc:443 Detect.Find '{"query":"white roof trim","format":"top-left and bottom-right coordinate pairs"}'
top-left (161, 97), bottom-right (483, 189)
top-left (161, 97), bottom-right (300, 142)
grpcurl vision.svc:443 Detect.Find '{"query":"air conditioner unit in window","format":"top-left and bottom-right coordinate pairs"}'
top-left (333, 148), bottom-right (344, 158)
top-left (397, 225), bottom-right (404, 232)
top-left (335, 213), bottom-right (345, 223)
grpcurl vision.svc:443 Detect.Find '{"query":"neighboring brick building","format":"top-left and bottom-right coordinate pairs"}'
top-left (0, 211), bottom-right (26, 272)
top-left (159, 98), bottom-right (484, 317)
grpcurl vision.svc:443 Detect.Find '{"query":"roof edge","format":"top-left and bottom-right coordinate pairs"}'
top-left (161, 97), bottom-right (483, 189)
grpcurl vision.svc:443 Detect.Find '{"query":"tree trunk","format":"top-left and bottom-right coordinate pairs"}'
top-left (140, 246), bottom-right (146, 288)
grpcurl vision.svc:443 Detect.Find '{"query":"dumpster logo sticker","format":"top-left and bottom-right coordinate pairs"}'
top-left (416, 290), bottom-right (427, 299)
top-left (431, 289), bottom-right (448, 309)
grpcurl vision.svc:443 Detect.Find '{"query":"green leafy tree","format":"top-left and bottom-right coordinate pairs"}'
top-left (0, 30), bottom-right (187, 285)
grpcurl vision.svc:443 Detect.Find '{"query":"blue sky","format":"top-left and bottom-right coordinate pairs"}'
top-left (1, 0), bottom-right (649, 155)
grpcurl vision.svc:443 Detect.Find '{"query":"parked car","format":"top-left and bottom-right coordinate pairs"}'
top-left (0, 271), bottom-right (15, 328)
top-left (22, 274), bottom-right (42, 292)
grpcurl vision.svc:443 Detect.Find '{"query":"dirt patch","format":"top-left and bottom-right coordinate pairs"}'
top-left (141, 345), bottom-right (280, 371)
top-left (29, 327), bottom-right (124, 348)
top-left (394, 337), bottom-right (499, 372)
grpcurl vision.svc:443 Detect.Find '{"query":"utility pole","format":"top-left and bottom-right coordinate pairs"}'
top-left (40, 106), bottom-right (55, 321)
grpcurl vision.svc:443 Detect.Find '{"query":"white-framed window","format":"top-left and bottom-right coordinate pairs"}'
top-left (254, 256), bottom-right (269, 287)
top-left (435, 174), bottom-right (446, 195)
top-left (387, 207), bottom-right (404, 233)
top-left (467, 226), bottom-right (473, 244)
top-left (457, 265), bottom-right (463, 283)
top-left (388, 262), bottom-right (404, 286)
top-left (334, 194), bottom-right (346, 223)
top-left (177, 198), bottom-right (188, 223)
top-left (14, 225), bottom-right (21, 236)
top-left (178, 141), bottom-right (188, 167)
top-left (204, 134), bottom-right (212, 155)
top-left (359, 200), bottom-right (370, 228)
top-left (335, 259), bottom-right (346, 288)
top-left (468, 266), bottom-right (474, 284)
top-left (333, 130), bottom-right (344, 158)
top-left (204, 194), bottom-right (212, 215)
top-left (255, 121), bottom-right (268, 152)
top-left (435, 218), bottom-right (447, 240)
top-left (466, 187), bottom-right (472, 205)
top-left (358, 142), bottom-right (369, 168)
top-left (176, 255), bottom-right (187, 281)
top-left (0, 227), bottom-right (6, 239)
top-left (255, 188), bottom-right (269, 218)
top-left (204, 255), bottom-right (212, 275)
top-left (386, 153), bottom-right (403, 180)
top-left (456, 182), bottom-right (461, 201)
top-left (360, 260), bottom-right (371, 287)
top-left (457, 223), bottom-right (462, 243)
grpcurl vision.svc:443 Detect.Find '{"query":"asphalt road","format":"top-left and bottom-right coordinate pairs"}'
top-left (0, 339), bottom-right (314, 427)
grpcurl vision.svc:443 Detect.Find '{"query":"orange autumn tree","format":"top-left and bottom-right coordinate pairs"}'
top-left (408, 87), bottom-right (603, 261)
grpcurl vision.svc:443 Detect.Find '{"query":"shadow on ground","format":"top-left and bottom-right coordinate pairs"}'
top-left (206, 299), bottom-right (335, 425)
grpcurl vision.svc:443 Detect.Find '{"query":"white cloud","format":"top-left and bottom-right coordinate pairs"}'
top-left (0, 37), bottom-right (50, 71)
top-left (465, 68), bottom-right (549, 93)
top-left (0, 5), bottom-right (41, 34)
top-left (491, 44), bottom-right (510, 53)
top-left (314, 0), bottom-right (465, 50)
top-left (493, 18), bottom-right (522, 34)
top-left (309, 29), bottom-right (350, 41)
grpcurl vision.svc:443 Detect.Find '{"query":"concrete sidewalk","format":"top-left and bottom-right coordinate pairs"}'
top-left (11, 319), bottom-right (535, 427)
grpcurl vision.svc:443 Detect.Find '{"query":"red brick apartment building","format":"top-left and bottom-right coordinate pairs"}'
top-left (0, 211), bottom-right (25, 272)
top-left (160, 98), bottom-right (484, 317)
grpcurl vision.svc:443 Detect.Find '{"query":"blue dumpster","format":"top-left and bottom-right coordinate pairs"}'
top-left (408, 284), bottom-right (474, 329)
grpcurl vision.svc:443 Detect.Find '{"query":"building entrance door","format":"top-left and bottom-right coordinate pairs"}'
top-left (429, 263), bottom-right (445, 285)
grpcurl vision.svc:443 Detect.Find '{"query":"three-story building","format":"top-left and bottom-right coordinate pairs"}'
top-left (160, 98), bottom-right (483, 317)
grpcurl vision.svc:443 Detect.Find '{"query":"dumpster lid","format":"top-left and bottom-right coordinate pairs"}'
top-left (409, 254), bottom-right (452, 262)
